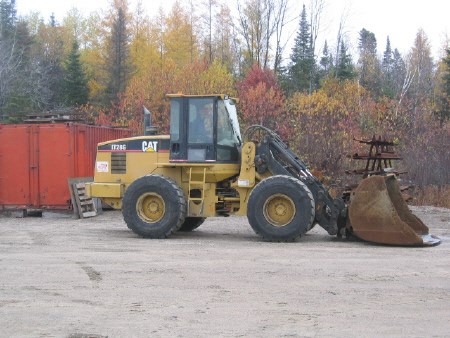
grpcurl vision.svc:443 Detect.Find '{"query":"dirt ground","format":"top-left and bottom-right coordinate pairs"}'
top-left (0, 205), bottom-right (449, 338)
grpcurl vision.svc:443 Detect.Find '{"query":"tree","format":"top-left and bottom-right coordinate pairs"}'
top-left (381, 39), bottom-right (409, 100)
top-left (381, 36), bottom-right (394, 97)
top-left (31, 18), bottom-right (67, 110)
top-left (308, 0), bottom-right (324, 86)
top-left (0, 39), bottom-right (19, 113)
top-left (333, 6), bottom-right (349, 72)
top-left (318, 40), bottom-right (333, 83)
top-left (64, 41), bottom-right (89, 106)
top-left (237, 64), bottom-right (288, 136)
top-left (1, 18), bottom-right (41, 118)
top-left (129, 1), bottom-right (160, 75)
top-left (309, 0), bottom-right (324, 57)
top-left (78, 12), bottom-right (107, 101)
top-left (105, 0), bottom-right (132, 104)
top-left (288, 4), bottom-right (315, 93)
top-left (108, 59), bottom-right (234, 134)
top-left (201, 0), bottom-right (217, 63)
top-left (272, 0), bottom-right (288, 74)
top-left (391, 48), bottom-right (406, 96)
top-left (236, 0), bottom-right (287, 71)
top-left (0, 0), bottom-right (18, 115)
top-left (335, 40), bottom-right (355, 81)
top-left (0, 0), bottom-right (16, 40)
top-left (287, 79), bottom-right (369, 177)
top-left (406, 29), bottom-right (434, 126)
top-left (174, 59), bottom-right (235, 95)
top-left (237, 0), bottom-right (267, 70)
top-left (357, 28), bottom-right (381, 95)
top-left (434, 48), bottom-right (450, 124)
top-left (408, 29), bottom-right (434, 100)
top-left (163, 1), bottom-right (198, 66)
top-left (213, 4), bottom-right (238, 73)
top-left (63, 8), bottom-right (90, 49)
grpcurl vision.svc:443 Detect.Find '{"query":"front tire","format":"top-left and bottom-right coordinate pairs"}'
top-left (122, 175), bottom-right (186, 238)
top-left (247, 175), bottom-right (315, 242)
top-left (178, 217), bottom-right (205, 232)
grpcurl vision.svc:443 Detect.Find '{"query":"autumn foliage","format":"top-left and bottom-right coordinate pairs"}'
top-left (284, 77), bottom-right (449, 198)
top-left (236, 64), bottom-right (290, 137)
top-left (286, 79), bottom-right (367, 179)
top-left (95, 60), bottom-right (235, 135)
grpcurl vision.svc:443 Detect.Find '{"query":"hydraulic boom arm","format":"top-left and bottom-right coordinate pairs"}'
top-left (245, 126), bottom-right (345, 236)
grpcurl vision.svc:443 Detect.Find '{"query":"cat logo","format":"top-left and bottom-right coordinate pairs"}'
top-left (142, 141), bottom-right (158, 152)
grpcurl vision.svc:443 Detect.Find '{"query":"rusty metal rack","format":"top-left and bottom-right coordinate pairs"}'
top-left (24, 110), bottom-right (87, 124)
top-left (346, 135), bottom-right (405, 178)
top-left (343, 135), bottom-right (411, 202)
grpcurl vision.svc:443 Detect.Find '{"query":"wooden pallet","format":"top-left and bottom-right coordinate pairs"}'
top-left (68, 178), bottom-right (97, 218)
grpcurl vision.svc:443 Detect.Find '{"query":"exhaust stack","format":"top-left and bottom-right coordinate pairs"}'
top-left (143, 106), bottom-right (158, 135)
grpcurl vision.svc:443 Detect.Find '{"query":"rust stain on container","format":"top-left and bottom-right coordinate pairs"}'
top-left (0, 123), bottom-right (130, 210)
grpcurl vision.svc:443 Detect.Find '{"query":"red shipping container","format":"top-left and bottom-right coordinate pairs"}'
top-left (0, 123), bottom-right (130, 210)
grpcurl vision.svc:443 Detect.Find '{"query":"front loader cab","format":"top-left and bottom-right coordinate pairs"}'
top-left (167, 94), bottom-right (242, 163)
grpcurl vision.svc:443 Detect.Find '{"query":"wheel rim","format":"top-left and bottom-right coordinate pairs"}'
top-left (136, 192), bottom-right (165, 223)
top-left (263, 194), bottom-right (296, 227)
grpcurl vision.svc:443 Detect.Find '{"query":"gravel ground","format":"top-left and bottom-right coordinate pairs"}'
top-left (0, 206), bottom-right (449, 338)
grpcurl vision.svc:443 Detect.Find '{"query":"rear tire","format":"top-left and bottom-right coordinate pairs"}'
top-left (122, 175), bottom-right (186, 238)
top-left (179, 217), bottom-right (205, 232)
top-left (247, 175), bottom-right (315, 242)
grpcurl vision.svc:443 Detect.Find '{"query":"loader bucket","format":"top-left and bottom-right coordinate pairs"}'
top-left (348, 175), bottom-right (440, 246)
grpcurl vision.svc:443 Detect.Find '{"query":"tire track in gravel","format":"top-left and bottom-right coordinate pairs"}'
top-left (76, 262), bottom-right (102, 282)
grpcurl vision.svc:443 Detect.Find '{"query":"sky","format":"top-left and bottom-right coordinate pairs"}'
top-left (15, 0), bottom-right (450, 61)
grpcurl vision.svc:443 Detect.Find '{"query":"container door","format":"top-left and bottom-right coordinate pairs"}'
top-left (38, 124), bottom-right (72, 208)
top-left (0, 125), bottom-right (34, 208)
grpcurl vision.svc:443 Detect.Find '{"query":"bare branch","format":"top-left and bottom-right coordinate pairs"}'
top-left (396, 52), bottom-right (416, 117)
top-left (309, 0), bottom-right (325, 56)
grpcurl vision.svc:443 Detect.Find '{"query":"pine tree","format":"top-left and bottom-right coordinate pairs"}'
top-left (318, 40), bottom-right (333, 82)
top-left (382, 37), bottom-right (393, 72)
top-left (288, 4), bottom-right (315, 93)
top-left (106, 3), bottom-right (131, 104)
top-left (49, 13), bottom-right (56, 27)
top-left (381, 36), bottom-right (395, 96)
top-left (336, 40), bottom-right (355, 81)
top-left (391, 48), bottom-right (406, 95)
top-left (357, 28), bottom-right (380, 94)
top-left (64, 41), bottom-right (89, 106)
top-left (0, 0), bottom-right (16, 40)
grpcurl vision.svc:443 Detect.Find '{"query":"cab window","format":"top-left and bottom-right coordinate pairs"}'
top-left (188, 98), bottom-right (214, 144)
top-left (217, 100), bottom-right (239, 161)
top-left (169, 99), bottom-right (181, 142)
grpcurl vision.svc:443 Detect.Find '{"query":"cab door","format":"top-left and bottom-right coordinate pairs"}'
top-left (169, 96), bottom-right (216, 162)
top-left (186, 97), bottom-right (216, 162)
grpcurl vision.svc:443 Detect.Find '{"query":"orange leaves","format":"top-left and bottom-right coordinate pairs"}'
top-left (105, 59), bottom-right (234, 135)
top-left (239, 83), bottom-right (280, 123)
top-left (237, 64), bottom-right (288, 137)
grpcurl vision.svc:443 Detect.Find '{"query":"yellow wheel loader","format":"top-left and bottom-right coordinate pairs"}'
top-left (86, 94), bottom-right (440, 246)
